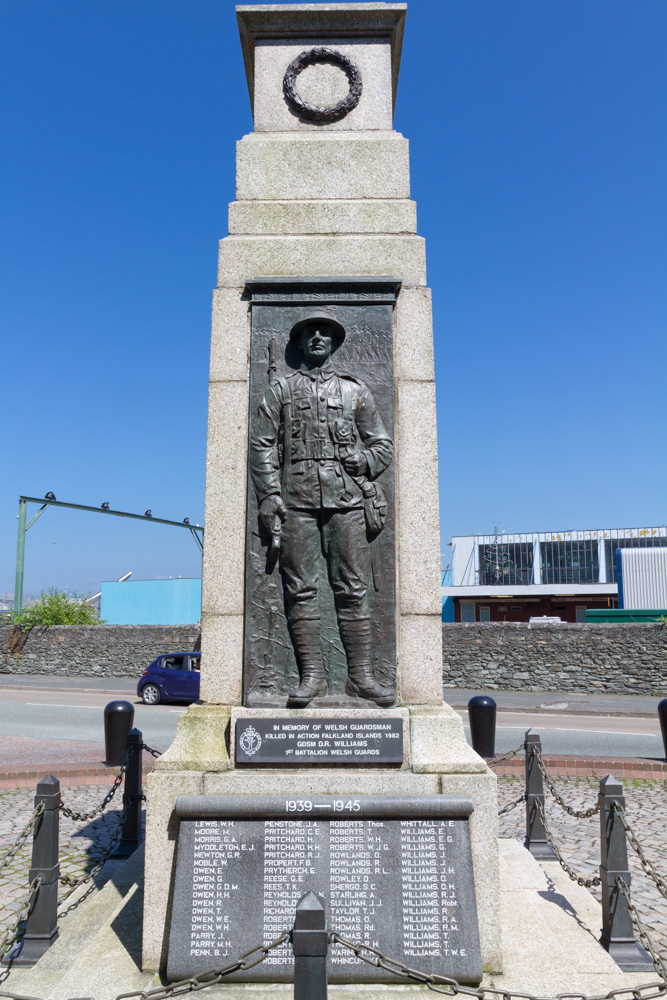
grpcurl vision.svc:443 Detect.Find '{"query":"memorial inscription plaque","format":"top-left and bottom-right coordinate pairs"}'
top-left (235, 717), bottom-right (403, 765)
top-left (167, 795), bottom-right (482, 984)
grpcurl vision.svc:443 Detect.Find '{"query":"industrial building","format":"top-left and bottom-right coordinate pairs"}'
top-left (101, 578), bottom-right (201, 625)
top-left (441, 525), bottom-right (666, 623)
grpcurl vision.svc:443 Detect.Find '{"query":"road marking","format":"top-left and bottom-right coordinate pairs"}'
top-left (25, 703), bottom-right (93, 708)
top-left (551, 727), bottom-right (658, 737)
top-left (493, 725), bottom-right (657, 736)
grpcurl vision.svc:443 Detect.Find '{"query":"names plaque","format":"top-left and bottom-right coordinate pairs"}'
top-left (235, 717), bottom-right (404, 765)
top-left (167, 795), bottom-right (482, 984)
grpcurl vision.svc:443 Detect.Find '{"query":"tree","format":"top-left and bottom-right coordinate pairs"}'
top-left (8, 588), bottom-right (105, 629)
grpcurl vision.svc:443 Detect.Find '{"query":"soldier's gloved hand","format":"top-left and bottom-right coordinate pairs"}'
top-left (342, 451), bottom-right (368, 476)
top-left (259, 494), bottom-right (287, 535)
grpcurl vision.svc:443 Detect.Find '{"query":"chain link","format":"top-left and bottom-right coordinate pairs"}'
top-left (332, 930), bottom-right (667, 1000)
top-left (613, 802), bottom-right (667, 900)
top-left (487, 744), bottom-right (524, 768)
top-left (334, 931), bottom-right (667, 1000)
top-left (616, 877), bottom-right (667, 980)
top-left (534, 799), bottom-right (601, 887)
top-left (498, 793), bottom-right (525, 816)
top-left (531, 746), bottom-right (600, 818)
top-left (59, 785), bottom-right (135, 888)
top-left (0, 876), bottom-right (43, 960)
top-left (59, 748), bottom-right (135, 822)
top-left (115, 931), bottom-right (290, 1000)
top-left (58, 742), bottom-right (159, 824)
top-left (0, 803), bottom-right (45, 874)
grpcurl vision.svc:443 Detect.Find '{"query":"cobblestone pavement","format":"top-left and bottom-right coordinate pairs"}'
top-left (498, 774), bottom-right (667, 966)
top-left (2, 777), bottom-right (665, 972)
top-left (0, 782), bottom-right (145, 955)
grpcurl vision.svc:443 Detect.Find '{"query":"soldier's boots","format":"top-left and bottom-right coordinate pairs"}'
top-left (287, 619), bottom-right (328, 707)
top-left (340, 619), bottom-right (395, 707)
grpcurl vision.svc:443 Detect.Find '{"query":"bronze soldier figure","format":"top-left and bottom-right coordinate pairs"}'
top-left (249, 311), bottom-right (394, 708)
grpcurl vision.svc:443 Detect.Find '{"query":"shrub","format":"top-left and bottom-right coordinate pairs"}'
top-left (9, 587), bottom-right (105, 629)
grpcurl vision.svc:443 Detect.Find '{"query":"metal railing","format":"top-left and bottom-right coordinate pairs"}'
top-left (3, 889), bottom-right (666, 1000)
top-left (489, 728), bottom-right (666, 973)
top-left (2, 727), bottom-right (666, 991)
top-left (0, 728), bottom-right (159, 966)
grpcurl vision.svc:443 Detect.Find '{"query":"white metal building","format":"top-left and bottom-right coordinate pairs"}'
top-left (442, 525), bottom-right (666, 623)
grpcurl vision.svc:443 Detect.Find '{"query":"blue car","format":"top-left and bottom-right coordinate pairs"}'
top-left (137, 652), bottom-right (201, 705)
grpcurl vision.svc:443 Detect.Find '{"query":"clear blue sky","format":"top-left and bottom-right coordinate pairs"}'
top-left (1, 0), bottom-right (665, 596)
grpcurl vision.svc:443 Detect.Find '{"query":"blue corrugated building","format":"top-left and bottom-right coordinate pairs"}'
top-left (101, 579), bottom-right (201, 625)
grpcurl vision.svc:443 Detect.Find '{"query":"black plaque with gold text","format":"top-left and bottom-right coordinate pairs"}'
top-left (235, 717), bottom-right (403, 765)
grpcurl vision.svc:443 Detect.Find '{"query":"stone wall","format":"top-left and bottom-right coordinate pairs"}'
top-left (442, 622), bottom-right (667, 696)
top-left (3, 621), bottom-right (665, 693)
top-left (0, 625), bottom-right (201, 678)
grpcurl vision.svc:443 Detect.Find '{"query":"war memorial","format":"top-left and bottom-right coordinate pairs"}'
top-left (3, 5), bottom-right (663, 1000)
top-left (140, 4), bottom-right (661, 995)
top-left (138, 0), bottom-right (503, 985)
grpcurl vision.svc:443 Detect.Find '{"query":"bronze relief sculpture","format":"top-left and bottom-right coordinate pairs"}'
top-left (250, 312), bottom-right (393, 707)
top-left (243, 279), bottom-right (399, 709)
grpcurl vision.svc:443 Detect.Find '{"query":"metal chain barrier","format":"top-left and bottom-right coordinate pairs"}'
top-left (534, 799), bottom-right (601, 887)
top-left (0, 876), bottom-right (43, 960)
top-left (59, 746), bottom-right (136, 822)
top-left (332, 931), bottom-right (667, 1000)
top-left (141, 743), bottom-right (162, 759)
top-left (531, 746), bottom-right (599, 818)
top-left (0, 803), bottom-right (45, 873)
top-left (113, 932), bottom-right (290, 1000)
top-left (58, 790), bottom-right (134, 889)
top-left (617, 877), bottom-right (667, 980)
top-left (486, 744), bottom-right (524, 768)
top-left (498, 793), bottom-right (525, 816)
top-left (613, 802), bottom-right (667, 900)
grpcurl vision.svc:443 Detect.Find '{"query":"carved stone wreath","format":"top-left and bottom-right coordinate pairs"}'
top-left (283, 47), bottom-right (362, 123)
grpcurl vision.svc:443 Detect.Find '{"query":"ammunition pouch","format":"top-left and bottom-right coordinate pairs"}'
top-left (360, 480), bottom-right (387, 536)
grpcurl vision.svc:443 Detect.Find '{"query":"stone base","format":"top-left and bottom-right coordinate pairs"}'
top-left (142, 702), bottom-right (501, 976)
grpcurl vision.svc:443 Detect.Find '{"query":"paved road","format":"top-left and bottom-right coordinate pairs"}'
top-left (0, 680), bottom-right (664, 758)
top-left (457, 707), bottom-right (664, 758)
top-left (463, 724), bottom-right (664, 759)
top-left (0, 687), bottom-right (183, 751)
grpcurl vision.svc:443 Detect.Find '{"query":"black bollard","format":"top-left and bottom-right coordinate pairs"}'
top-left (292, 891), bottom-right (328, 1000)
top-left (659, 699), bottom-right (667, 762)
top-left (468, 695), bottom-right (496, 758)
top-left (524, 730), bottom-right (555, 860)
top-left (111, 728), bottom-right (143, 858)
top-left (6, 774), bottom-right (60, 966)
top-left (104, 700), bottom-right (135, 766)
top-left (599, 775), bottom-right (654, 970)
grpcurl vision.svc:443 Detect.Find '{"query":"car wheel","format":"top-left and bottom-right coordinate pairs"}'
top-left (141, 683), bottom-right (162, 705)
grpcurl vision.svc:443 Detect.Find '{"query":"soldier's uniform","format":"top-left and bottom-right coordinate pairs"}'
top-left (250, 345), bottom-right (393, 706)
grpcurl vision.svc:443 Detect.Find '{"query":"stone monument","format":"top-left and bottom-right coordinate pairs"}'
top-left (143, 2), bottom-right (502, 983)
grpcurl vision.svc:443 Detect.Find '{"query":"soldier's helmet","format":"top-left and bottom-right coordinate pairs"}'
top-left (289, 310), bottom-right (346, 346)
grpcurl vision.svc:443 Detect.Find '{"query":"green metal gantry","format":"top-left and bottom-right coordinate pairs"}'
top-left (14, 496), bottom-right (204, 614)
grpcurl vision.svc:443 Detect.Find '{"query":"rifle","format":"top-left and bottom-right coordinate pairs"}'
top-left (267, 338), bottom-right (282, 563)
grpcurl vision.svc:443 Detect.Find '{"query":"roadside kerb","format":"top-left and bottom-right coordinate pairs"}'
top-left (490, 755), bottom-right (667, 779)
